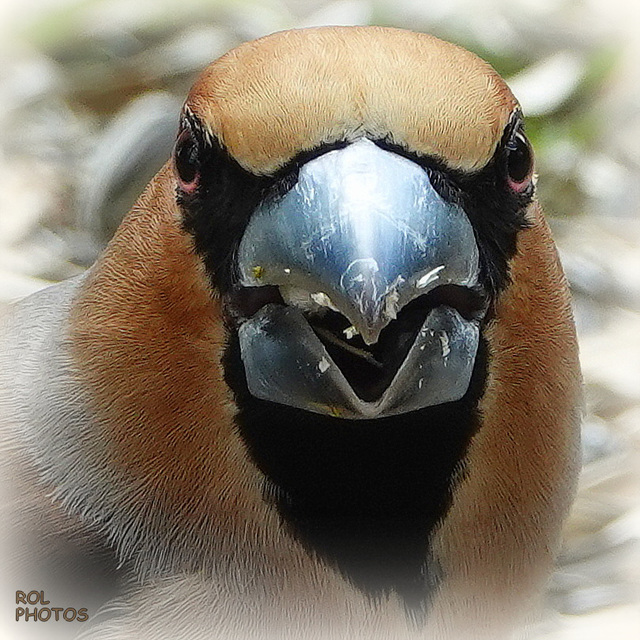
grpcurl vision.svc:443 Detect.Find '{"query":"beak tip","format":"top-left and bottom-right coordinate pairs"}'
top-left (360, 329), bottom-right (381, 347)
top-left (350, 291), bottom-right (402, 346)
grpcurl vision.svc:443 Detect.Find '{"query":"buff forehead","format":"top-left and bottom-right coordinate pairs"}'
top-left (186, 26), bottom-right (518, 175)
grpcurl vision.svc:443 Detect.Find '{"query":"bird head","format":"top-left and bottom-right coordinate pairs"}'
top-left (172, 26), bottom-right (534, 420)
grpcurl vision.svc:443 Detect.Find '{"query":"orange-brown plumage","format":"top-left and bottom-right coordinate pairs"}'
top-left (187, 27), bottom-right (518, 174)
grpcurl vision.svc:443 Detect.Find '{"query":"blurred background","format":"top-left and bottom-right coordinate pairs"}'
top-left (0, 0), bottom-right (638, 637)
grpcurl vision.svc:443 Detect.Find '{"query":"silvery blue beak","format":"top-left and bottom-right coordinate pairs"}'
top-left (234, 138), bottom-right (484, 419)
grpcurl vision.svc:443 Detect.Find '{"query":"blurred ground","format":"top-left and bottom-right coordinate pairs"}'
top-left (0, 1), bottom-right (639, 638)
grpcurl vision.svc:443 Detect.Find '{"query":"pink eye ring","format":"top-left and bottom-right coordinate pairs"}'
top-left (506, 132), bottom-right (534, 193)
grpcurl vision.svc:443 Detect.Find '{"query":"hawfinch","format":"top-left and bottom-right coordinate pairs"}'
top-left (0, 26), bottom-right (581, 640)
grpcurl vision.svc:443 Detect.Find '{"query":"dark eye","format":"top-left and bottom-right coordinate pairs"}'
top-left (174, 128), bottom-right (200, 192)
top-left (506, 131), bottom-right (534, 192)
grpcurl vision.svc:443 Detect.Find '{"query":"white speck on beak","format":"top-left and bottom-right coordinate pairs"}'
top-left (343, 325), bottom-right (359, 340)
top-left (310, 292), bottom-right (340, 312)
top-left (416, 265), bottom-right (445, 289)
top-left (439, 332), bottom-right (450, 357)
top-left (318, 357), bottom-right (331, 373)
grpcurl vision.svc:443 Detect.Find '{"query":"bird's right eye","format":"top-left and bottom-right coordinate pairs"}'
top-left (174, 128), bottom-right (200, 193)
top-left (505, 131), bottom-right (534, 193)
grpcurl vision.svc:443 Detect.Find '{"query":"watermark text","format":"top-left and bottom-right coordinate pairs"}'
top-left (15, 591), bottom-right (88, 623)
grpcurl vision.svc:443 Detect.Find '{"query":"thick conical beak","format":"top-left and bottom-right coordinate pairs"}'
top-left (238, 139), bottom-right (478, 344)
top-left (235, 138), bottom-right (483, 419)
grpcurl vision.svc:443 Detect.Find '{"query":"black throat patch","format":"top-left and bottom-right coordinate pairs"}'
top-left (223, 334), bottom-right (489, 620)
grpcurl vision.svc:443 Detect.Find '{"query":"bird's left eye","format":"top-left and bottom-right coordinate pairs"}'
top-left (505, 131), bottom-right (534, 193)
top-left (174, 128), bottom-right (200, 193)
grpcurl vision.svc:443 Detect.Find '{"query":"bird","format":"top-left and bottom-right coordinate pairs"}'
top-left (0, 26), bottom-right (582, 640)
